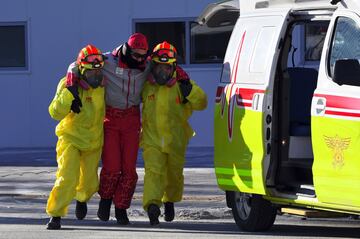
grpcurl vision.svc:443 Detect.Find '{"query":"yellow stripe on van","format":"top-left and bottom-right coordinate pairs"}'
top-left (215, 167), bottom-right (262, 177)
top-left (215, 165), bottom-right (266, 194)
top-left (217, 178), bottom-right (236, 186)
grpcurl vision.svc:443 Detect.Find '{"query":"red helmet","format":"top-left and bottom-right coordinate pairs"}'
top-left (127, 33), bottom-right (148, 50)
top-left (76, 44), bottom-right (105, 70)
top-left (151, 41), bottom-right (177, 65)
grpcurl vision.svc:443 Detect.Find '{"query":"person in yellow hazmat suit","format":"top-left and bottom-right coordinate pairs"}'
top-left (141, 41), bottom-right (208, 225)
top-left (46, 44), bottom-right (106, 230)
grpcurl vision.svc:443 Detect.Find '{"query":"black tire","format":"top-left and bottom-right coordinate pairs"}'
top-left (227, 191), bottom-right (277, 232)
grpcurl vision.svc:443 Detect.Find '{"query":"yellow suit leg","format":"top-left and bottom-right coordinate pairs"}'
top-left (46, 138), bottom-right (81, 217)
top-left (75, 148), bottom-right (102, 202)
top-left (162, 152), bottom-right (185, 203)
top-left (142, 146), bottom-right (167, 210)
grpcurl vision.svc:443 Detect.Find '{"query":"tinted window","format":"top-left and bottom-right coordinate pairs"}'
top-left (0, 24), bottom-right (26, 68)
top-left (135, 22), bottom-right (185, 64)
top-left (305, 22), bottom-right (329, 61)
top-left (190, 22), bottom-right (232, 64)
top-left (329, 17), bottom-right (360, 77)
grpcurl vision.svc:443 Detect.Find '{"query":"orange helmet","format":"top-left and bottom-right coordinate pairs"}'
top-left (151, 41), bottom-right (177, 65)
top-left (76, 44), bottom-right (105, 70)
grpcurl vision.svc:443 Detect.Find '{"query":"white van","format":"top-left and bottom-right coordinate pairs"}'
top-left (213, 0), bottom-right (360, 232)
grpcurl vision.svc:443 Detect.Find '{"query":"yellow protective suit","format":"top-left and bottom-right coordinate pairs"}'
top-left (46, 77), bottom-right (105, 217)
top-left (141, 79), bottom-right (207, 210)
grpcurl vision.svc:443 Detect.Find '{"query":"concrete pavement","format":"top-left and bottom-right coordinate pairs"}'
top-left (0, 166), bottom-right (231, 222)
top-left (1, 151), bottom-right (360, 238)
top-left (0, 146), bottom-right (232, 231)
top-left (0, 147), bottom-right (215, 167)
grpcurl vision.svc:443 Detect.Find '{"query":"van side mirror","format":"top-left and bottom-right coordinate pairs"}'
top-left (333, 59), bottom-right (360, 87)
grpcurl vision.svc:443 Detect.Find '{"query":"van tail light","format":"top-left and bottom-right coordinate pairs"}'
top-left (215, 86), bottom-right (225, 103)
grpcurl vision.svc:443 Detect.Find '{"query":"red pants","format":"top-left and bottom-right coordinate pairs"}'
top-left (99, 106), bottom-right (140, 209)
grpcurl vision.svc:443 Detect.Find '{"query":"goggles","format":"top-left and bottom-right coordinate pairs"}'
top-left (81, 54), bottom-right (105, 69)
top-left (153, 49), bottom-right (176, 63)
top-left (82, 54), bottom-right (105, 63)
top-left (130, 50), bottom-right (148, 60)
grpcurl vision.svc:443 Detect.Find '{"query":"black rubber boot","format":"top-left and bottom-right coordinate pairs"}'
top-left (97, 198), bottom-right (112, 221)
top-left (164, 202), bottom-right (175, 222)
top-left (115, 208), bottom-right (130, 225)
top-left (75, 201), bottom-right (87, 220)
top-left (46, 217), bottom-right (61, 230)
top-left (147, 204), bottom-right (160, 226)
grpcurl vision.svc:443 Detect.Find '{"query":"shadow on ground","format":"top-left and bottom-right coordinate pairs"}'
top-left (0, 216), bottom-right (360, 237)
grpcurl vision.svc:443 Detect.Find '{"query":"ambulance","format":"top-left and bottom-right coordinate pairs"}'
top-left (212, 0), bottom-right (360, 232)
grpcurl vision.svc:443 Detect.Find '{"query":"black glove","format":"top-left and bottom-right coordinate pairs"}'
top-left (66, 85), bottom-right (82, 114)
top-left (178, 80), bottom-right (192, 103)
top-left (70, 97), bottom-right (82, 114)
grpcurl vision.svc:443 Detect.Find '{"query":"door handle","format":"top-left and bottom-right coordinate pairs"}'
top-left (252, 93), bottom-right (261, 111)
top-left (314, 97), bottom-right (326, 115)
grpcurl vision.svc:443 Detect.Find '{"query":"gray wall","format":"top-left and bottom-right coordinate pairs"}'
top-left (0, 0), bottom-right (220, 148)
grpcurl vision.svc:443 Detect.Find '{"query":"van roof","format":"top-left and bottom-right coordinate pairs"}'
top-left (239, 0), bottom-right (351, 14)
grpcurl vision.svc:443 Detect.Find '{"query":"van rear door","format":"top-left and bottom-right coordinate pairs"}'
top-left (312, 6), bottom-right (360, 207)
top-left (214, 8), bottom-right (291, 195)
top-left (196, 0), bottom-right (239, 27)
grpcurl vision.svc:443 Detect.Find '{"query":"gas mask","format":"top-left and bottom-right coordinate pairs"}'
top-left (152, 63), bottom-right (175, 85)
top-left (82, 69), bottom-right (104, 89)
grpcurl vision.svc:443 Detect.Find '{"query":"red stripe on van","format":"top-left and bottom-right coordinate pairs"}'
top-left (314, 94), bottom-right (360, 110)
top-left (236, 88), bottom-right (265, 101)
top-left (215, 86), bottom-right (265, 107)
top-left (325, 110), bottom-right (360, 118)
top-left (231, 31), bottom-right (246, 83)
top-left (236, 101), bottom-right (252, 107)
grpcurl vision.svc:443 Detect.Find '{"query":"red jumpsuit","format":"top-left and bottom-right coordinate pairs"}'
top-left (98, 49), bottom-right (147, 209)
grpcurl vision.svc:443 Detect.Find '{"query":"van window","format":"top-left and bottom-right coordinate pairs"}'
top-left (288, 22), bottom-right (329, 67)
top-left (328, 17), bottom-right (360, 77)
top-left (305, 23), bottom-right (328, 61)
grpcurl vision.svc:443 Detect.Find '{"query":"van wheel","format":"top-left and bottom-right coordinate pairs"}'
top-left (228, 191), bottom-right (277, 232)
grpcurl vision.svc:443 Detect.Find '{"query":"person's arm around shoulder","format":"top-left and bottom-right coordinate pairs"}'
top-left (48, 77), bottom-right (76, 121)
top-left (183, 79), bottom-right (207, 111)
